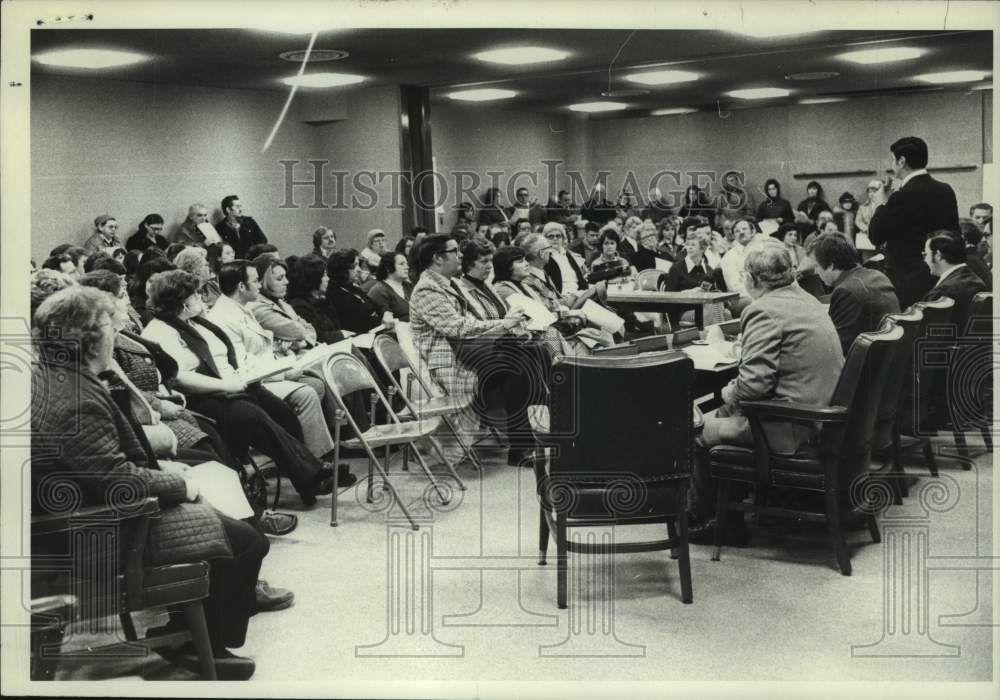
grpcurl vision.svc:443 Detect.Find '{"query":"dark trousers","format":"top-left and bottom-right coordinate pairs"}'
top-left (201, 514), bottom-right (267, 652)
top-left (186, 391), bottom-right (321, 498)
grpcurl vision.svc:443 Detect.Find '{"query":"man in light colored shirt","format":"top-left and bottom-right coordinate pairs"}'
top-left (207, 260), bottom-right (338, 462)
top-left (720, 217), bottom-right (757, 298)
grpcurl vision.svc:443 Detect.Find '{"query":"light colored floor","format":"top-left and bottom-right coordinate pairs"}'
top-left (54, 434), bottom-right (993, 684)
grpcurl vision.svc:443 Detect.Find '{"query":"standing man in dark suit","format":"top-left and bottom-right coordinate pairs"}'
top-left (869, 136), bottom-right (959, 309)
top-left (923, 230), bottom-right (987, 333)
top-left (811, 233), bottom-right (900, 356)
top-left (216, 194), bottom-right (268, 260)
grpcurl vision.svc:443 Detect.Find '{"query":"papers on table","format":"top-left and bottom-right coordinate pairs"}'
top-left (578, 299), bottom-right (625, 335)
top-left (186, 461), bottom-right (254, 519)
top-left (197, 222), bottom-right (222, 245)
top-left (682, 342), bottom-right (738, 372)
top-left (505, 293), bottom-right (558, 331)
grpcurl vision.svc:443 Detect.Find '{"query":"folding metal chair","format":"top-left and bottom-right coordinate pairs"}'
top-left (322, 352), bottom-right (459, 530)
top-left (372, 334), bottom-right (483, 471)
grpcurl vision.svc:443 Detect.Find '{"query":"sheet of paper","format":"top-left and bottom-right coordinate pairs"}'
top-left (758, 218), bottom-right (780, 235)
top-left (505, 293), bottom-right (557, 331)
top-left (186, 461), bottom-right (254, 520)
top-left (578, 299), bottom-right (625, 335)
top-left (654, 257), bottom-right (673, 272)
top-left (351, 325), bottom-right (386, 350)
top-left (197, 222), bottom-right (222, 245)
top-left (237, 356), bottom-right (295, 384)
top-left (681, 343), bottom-right (738, 372)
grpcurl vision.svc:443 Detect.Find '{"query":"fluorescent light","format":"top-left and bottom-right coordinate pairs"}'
top-left (448, 88), bottom-right (517, 102)
top-left (625, 69), bottom-right (699, 86)
top-left (914, 70), bottom-right (990, 84)
top-left (733, 27), bottom-right (819, 38)
top-left (838, 47), bottom-right (925, 64)
top-left (799, 97), bottom-right (846, 104)
top-left (280, 72), bottom-right (365, 88)
top-left (652, 107), bottom-right (697, 116)
top-left (33, 48), bottom-right (149, 69)
top-left (568, 101), bottom-right (628, 113)
top-left (474, 47), bottom-right (569, 65)
top-left (727, 87), bottom-right (791, 99)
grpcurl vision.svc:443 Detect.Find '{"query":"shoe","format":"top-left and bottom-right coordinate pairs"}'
top-left (254, 579), bottom-right (294, 613)
top-left (337, 464), bottom-right (357, 487)
top-left (259, 510), bottom-right (298, 536)
top-left (687, 517), bottom-right (748, 547)
top-left (171, 644), bottom-right (256, 681)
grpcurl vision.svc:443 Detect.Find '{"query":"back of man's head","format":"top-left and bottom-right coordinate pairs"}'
top-left (811, 232), bottom-right (860, 271)
top-left (890, 136), bottom-right (929, 170)
top-left (927, 229), bottom-right (967, 265)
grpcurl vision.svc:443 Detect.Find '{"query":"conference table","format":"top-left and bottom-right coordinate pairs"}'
top-left (605, 289), bottom-right (740, 329)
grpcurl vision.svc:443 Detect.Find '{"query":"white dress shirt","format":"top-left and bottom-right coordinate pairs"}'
top-left (550, 249), bottom-right (581, 295)
top-left (720, 242), bottom-right (749, 297)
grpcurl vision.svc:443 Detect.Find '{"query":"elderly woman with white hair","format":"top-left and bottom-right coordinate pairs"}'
top-left (359, 228), bottom-right (387, 269)
top-left (687, 239), bottom-right (845, 545)
top-left (174, 245), bottom-right (221, 308)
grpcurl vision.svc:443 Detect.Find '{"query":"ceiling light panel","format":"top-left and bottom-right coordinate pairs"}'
top-left (33, 48), bottom-right (149, 69)
top-left (624, 69), bottom-right (699, 86)
top-left (474, 47), bottom-right (569, 65)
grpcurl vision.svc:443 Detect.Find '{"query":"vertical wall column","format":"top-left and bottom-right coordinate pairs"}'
top-left (399, 85), bottom-right (436, 234)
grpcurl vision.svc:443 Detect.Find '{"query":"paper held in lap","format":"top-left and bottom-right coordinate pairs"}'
top-left (186, 462), bottom-right (254, 520)
top-left (505, 293), bottom-right (557, 331)
top-left (238, 326), bottom-right (386, 383)
top-left (682, 342), bottom-right (738, 371)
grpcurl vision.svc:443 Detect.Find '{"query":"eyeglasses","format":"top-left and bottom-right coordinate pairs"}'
top-left (441, 247), bottom-right (461, 256)
top-left (545, 233), bottom-right (564, 239)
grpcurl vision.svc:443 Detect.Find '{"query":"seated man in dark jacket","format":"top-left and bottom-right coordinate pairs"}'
top-left (811, 232), bottom-right (900, 355)
top-left (923, 229), bottom-right (988, 333)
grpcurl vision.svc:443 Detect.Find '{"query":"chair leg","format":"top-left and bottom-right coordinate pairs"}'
top-left (825, 489), bottom-right (852, 576)
top-left (953, 430), bottom-right (972, 468)
top-left (922, 442), bottom-right (939, 478)
top-left (889, 426), bottom-right (905, 504)
top-left (677, 510), bottom-right (693, 604)
top-left (556, 514), bottom-right (568, 609)
top-left (365, 447), bottom-right (420, 530)
top-left (402, 443), bottom-right (409, 471)
top-left (442, 415), bottom-right (482, 471)
top-left (666, 519), bottom-right (679, 560)
top-left (331, 421), bottom-right (341, 526)
top-left (538, 509), bottom-right (549, 565)
top-left (867, 514), bottom-right (881, 543)
top-left (181, 602), bottom-right (217, 681)
top-left (271, 472), bottom-right (282, 511)
top-left (711, 479), bottom-right (731, 562)
top-left (409, 444), bottom-right (454, 503)
top-left (425, 435), bottom-right (468, 491)
top-left (754, 484), bottom-right (769, 526)
top-left (119, 612), bottom-right (137, 642)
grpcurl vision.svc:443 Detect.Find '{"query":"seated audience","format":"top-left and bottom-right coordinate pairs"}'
top-left (833, 192), bottom-right (859, 238)
top-left (125, 213), bottom-right (169, 253)
top-left (719, 216), bottom-right (760, 303)
top-left (957, 220), bottom-right (992, 290)
top-left (216, 195), bottom-right (267, 260)
top-left (367, 251), bottom-right (412, 322)
top-left (855, 180), bottom-right (886, 235)
top-left (773, 222), bottom-right (806, 268)
top-left (923, 229), bottom-right (988, 333)
top-left (175, 245), bottom-right (221, 308)
top-left (207, 241), bottom-right (237, 277)
top-left (631, 222), bottom-right (666, 272)
top-left (542, 222), bottom-right (589, 293)
top-left (642, 187), bottom-right (675, 224)
top-left (175, 203), bottom-right (213, 245)
top-left (396, 235), bottom-right (416, 258)
top-left (569, 221), bottom-right (601, 262)
top-left (141, 270), bottom-right (334, 506)
top-left (588, 228), bottom-right (633, 277)
top-left (41, 253), bottom-right (80, 280)
top-left (32, 286), bottom-right (267, 679)
top-left (477, 187), bottom-right (508, 227)
top-left (165, 242), bottom-right (187, 262)
top-left (689, 240), bottom-right (845, 543)
top-left (795, 236), bottom-right (829, 300)
top-left (810, 233), bottom-right (900, 355)
top-left (661, 229), bottom-right (713, 292)
top-left (970, 202), bottom-right (993, 235)
top-left (326, 249), bottom-right (389, 334)
top-left (285, 254), bottom-right (349, 344)
top-left (246, 243), bottom-right (279, 261)
top-left (84, 214), bottom-right (125, 255)
top-left (581, 186), bottom-right (616, 226)
top-left (678, 184), bottom-right (717, 222)
top-left (618, 216), bottom-right (643, 260)
top-left (452, 239), bottom-right (504, 321)
top-left (360, 229), bottom-right (387, 269)
top-left (130, 257), bottom-right (176, 325)
top-left (795, 180), bottom-right (831, 223)
top-left (715, 170), bottom-right (755, 229)
top-left (30, 268), bottom-right (74, 319)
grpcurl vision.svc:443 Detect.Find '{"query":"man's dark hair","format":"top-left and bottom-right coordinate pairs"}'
top-left (414, 234), bottom-right (452, 274)
top-left (811, 232), bottom-right (860, 270)
top-left (63, 246), bottom-right (87, 266)
top-left (679, 216), bottom-right (709, 238)
top-left (218, 260), bottom-right (253, 296)
top-left (492, 246), bottom-right (527, 283)
top-left (375, 251), bottom-right (404, 281)
top-left (890, 136), bottom-right (929, 170)
top-left (78, 269), bottom-right (124, 297)
top-left (84, 252), bottom-right (127, 276)
top-left (49, 243), bottom-right (72, 257)
top-left (970, 202), bottom-right (993, 215)
top-left (326, 248), bottom-right (359, 286)
top-left (221, 194), bottom-right (239, 213)
top-left (460, 238), bottom-right (495, 273)
top-left (41, 254), bottom-right (74, 271)
top-left (959, 219), bottom-right (983, 247)
top-left (927, 229), bottom-right (967, 264)
top-left (165, 242), bottom-right (187, 262)
top-left (287, 255), bottom-right (327, 299)
top-left (246, 243), bottom-right (278, 260)
top-left (598, 229), bottom-right (622, 248)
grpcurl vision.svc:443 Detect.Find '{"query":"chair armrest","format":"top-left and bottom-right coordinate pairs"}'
top-left (32, 497), bottom-right (160, 536)
top-left (740, 400), bottom-right (848, 423)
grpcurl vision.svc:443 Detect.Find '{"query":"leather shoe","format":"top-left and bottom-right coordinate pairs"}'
top-left (259, 510), bottom-right (298, 536)
top-left (337, 464), bottom-right (357, 487)
top-left (171, 644), bottom-right (256, 681)
top-left (254, 579), bottom-right (294, 613)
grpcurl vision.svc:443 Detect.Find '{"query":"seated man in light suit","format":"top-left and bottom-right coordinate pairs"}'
top-left (689, 239), bottom-right (845, 544)
top-left (207, 260), bottom-right (352, 485)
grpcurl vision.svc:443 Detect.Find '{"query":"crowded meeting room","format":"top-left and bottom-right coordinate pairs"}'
top-left (3, 0), bottom-right (998, 696)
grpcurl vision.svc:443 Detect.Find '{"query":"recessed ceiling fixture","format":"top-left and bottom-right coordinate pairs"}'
top-left (624, 69), bottom-right (699, 86)
top-left (448, 88), bottom-right (517, 102)
top-left (33, 48), bottom-right (149, 69)
top-left (785, 71), bottom-right (840, 81)
top-left (727, 87), bottom-right (791, 99)
top-left (914, 70), bottom-right (990, 84)
top-left (281, 72), bottom-right (365, 88)
top-left (652, 107), bottom-right (697, 116)
top-left (568, 101), bottom-right (628, 113)
top-left (838, 47), bottom-right (925, 64)
top-left (279, 49), bottom-right (349, 63)
top-left (799, 97), bottom-right (847, 104)
top-left (474, 47), bottom-right (569, 65)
